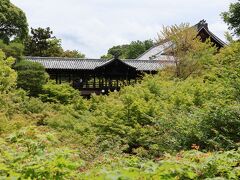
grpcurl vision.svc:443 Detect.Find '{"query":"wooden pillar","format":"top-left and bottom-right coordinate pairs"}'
top-left (68, 74), bottom-right (71, 83)
top-left (104, 77), bottom-right (107, 87)
top-left (93, 73), bottom-right (96, 88)
top-left (98, 76), bottom-right (101, 88)
top-left (59, 74), bottom-right (62, 84)
top-left (56, 74), bottom-right (58, 84)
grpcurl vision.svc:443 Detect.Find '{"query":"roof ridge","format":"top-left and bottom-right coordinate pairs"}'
top-left (26, 56), bottom-right (174, 63)
top-left (125, 59), bottom-right (174, 63)
top-left (25, 56), bottom-right (105, 61)
top-left (198, 27), bottom-right (227, 46)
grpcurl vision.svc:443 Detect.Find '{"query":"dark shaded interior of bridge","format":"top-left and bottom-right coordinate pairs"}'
top-left (47, 58), bottom-right (154, 96)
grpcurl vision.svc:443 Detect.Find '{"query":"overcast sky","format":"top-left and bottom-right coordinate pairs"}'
top-left (12, 0), bottom-right (235, 58)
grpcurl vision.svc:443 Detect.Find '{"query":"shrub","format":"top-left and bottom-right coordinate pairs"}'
top-left (39, 81), bottom-right (80, 105)
top-left (88, 64), bottom-right (240, 157)
top-left (0, 127), bottom-right (82, 179)
top-left (0, 40), bottom-right (24, 61)
top-left (80, 150), bottom-right (240, 179)
top-left (15, 60), bottom-right (47, 96)
top-left (0, 50), bottom-right (17, 92)
top-left (200, 105), bottom-right (240, 150)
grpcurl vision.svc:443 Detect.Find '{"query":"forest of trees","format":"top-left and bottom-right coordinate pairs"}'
top-left (0, 0), bottom-right (240, 179)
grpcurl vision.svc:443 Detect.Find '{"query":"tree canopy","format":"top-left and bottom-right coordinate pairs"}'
top-left (222, 0), bottom-right (240, 37)
top-left (24, 27), bottom-right (85, 58)
top-left (0, 50), bottom-right (17, 92)
top-left (0, 0), bottom-right (28, 43)
top-left (24, 27), bottom-right (61, 57)
top-left (101, 40), bottom-right (154, 59)
top-left (15, 60), bottom-right (47, 96)
top-left (62, 50), bottom-right (85, 58)
top-left (0, 40), bottom-right (24, 61)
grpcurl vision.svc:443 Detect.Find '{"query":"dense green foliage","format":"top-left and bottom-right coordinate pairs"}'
top-left (0, 50), bottom-right (17, 92)
top-left (0, 127), bottom-right (81, 179)
top-left (62, 50), bottom-right (85, 58)
top-left (86, 41), bottom-right (240, 155)
top-left (0, 40), bottom-right (24, 61)
top-left (0, 1), bottom-right (240, 178)
top-left (0, 2), bottom-right (84, 59)
top-left (80, 150), bottom-right (240, 179)
top-left (101, 40), bottom-right (154, 59)
top-left (15, 60), bottom-right (47, 96)
top-left (24, 27), bottom-right (62, 57)
top-left (40, 81), bottom-right (81, 104)
top-left (1, 40), bottom-right (240, 178)
top-left (157, 24), bottom-right (217, 79)
top-left (222, 0), bottom-right (240, 37)
top-left (0, 0), bottom-right (28, 43)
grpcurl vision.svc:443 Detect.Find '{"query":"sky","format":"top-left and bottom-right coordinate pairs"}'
top-left (12, 0), bottom-right (236, 58)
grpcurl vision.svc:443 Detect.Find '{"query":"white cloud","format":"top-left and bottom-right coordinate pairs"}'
top-left (11, 0), bottom-right (235, 58)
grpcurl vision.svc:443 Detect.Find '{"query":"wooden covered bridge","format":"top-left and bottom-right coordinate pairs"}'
top-left (26, 57), bottom-right (172, 96)
top-left (26, 20), bottom-right (226, 96)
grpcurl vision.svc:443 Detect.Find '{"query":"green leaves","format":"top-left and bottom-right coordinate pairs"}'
top-left (0, 0), bottom-right (28, 43)
top-left (0, 50), bottom-right (17, 92)
top-left (15, 60), bottom-right (47, 96)
top-left (80, 150), bottom-right (240, 179)
top-left (40, 81), bottom-right (81, 105)
top-left (0, 40), bottom-right (24, 61)
top-left (1, 31), bottom-right (240, 179)
top-left (0, 127), bottom-right (82, 179)
top-left (89, 43), bottom-right (240, 158)
top-left (222, 1), bottom-right (240, 37)
top-left (101, 40), bottom-right (154, 59)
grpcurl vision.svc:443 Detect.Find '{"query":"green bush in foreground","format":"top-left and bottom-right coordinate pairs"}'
top-left (40, 81), bottom-right (81, 105)
top-left (0, 127), bottom-right (82, 179)
top-left (0, 126), bottom-right (239, 179)
top-left (80, 149), bottom-right (240, 179)
top-left (86, 42), bottom-right (240, 157)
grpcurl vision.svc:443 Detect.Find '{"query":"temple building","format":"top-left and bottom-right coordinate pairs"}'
top-left (137, 20), bottom-right (226, 61)
top-left (26, 20), bottom-right (226, 96)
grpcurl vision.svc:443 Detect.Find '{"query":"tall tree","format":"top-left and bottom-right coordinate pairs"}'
top-left (25, 27), bottom-right (85, 58)
top-left (0, 0), bottom-right (28, 43)
top-left (157, 23), bottom-right (216, 79)
top-left (24, 27), bottom-right (63, 57)
top-left (221, 0), bottom-right (240, 37)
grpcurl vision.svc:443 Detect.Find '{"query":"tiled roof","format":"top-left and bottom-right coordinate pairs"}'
top-left (25, 57), bottom-right (109, 70)
top-left (125, 60), bottom-right (173, 71)
top-left (26, 57), bottom-right (174, 71)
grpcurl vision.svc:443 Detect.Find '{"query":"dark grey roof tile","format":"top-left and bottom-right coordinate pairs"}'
top-left (25, 57), bottom-right (174, 71)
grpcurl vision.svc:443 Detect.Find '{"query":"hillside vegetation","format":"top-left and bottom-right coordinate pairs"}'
top-left (0, 0), bottom-right (240, 178)
top-left (0, 40), bottom-right (240, 179)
